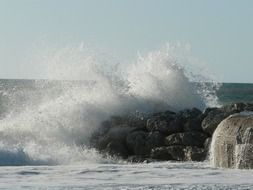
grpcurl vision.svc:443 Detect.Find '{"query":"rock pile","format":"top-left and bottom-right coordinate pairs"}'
top-left (90, 103), bottom-right (253, 163)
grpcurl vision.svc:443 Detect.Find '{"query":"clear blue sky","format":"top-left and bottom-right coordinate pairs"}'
top-left (0, 0), bottom-right (252, 82)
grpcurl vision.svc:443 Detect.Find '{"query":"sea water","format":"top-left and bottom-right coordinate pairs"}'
top-left (0, 45), bottom-right (252, 189)
top-left (0, 162), bottom-right (253, 190)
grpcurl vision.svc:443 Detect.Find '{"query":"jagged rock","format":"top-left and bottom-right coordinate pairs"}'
top-left (146, 108), bottom-right (203, 135)
top-left (211, 113), bottom-right (253, 169)
top-left (101, 113), bottom-right (147, 130)
top-left (125, 111), bottom-right (148, 128)
top-left (146, 111), bottom-right (182, 135)
top-left (96, 126), bottom-right (133, 157)
top-left (126, 131), bottom-right (165, 155)
top-left (184, 146), bottom-right (207, 161)
top-left (126, 131), bottom-right (148, 155)
top-left (90, 103), bottom-right (253, 163)
top-left (105, 141), bottom-right (129, 158)
top-left (179, 108), bottom-right (203, 132)
top-left (152, 110), bottom-right (176, 118)
top-left (201, 108), bottom-right (227, 135)
top-left (202, 103), bottom-right (253, 135)
top-left (164, 132), bottom-right (208, 148)
top-left (151, 146), bottom-right (206, 161)
top-left (146, 131), bottom-right (165, 150)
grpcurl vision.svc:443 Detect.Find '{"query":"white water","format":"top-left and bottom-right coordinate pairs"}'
top-left (0, 44), bottom-right (219, 166)
top-left (2, 45), bottom-right (247, 189)
top-left (0, 162), bottom-right (253, 190)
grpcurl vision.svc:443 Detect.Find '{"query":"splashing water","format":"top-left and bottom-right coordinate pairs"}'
top-left (0, 44), bottom-right (219, 165)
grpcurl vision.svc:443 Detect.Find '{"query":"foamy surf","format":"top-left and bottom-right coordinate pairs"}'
top-left (0, 162), bottom-right (253, 190)
top-left (0, 44), bottom-right (219, 165)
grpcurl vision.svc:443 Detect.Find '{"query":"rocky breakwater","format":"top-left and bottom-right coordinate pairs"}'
top-left (90, 103), bottom-right (253, 163)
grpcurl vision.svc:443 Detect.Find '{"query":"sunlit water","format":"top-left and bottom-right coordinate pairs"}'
top-left (0, 45), bottom-right (252, 189)
top-left (1, 162), bottom-right (253, 190)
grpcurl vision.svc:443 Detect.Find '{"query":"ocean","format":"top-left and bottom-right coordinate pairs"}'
top-left (217, 83), bottom-right (253, 104)
top-left (1, 47), bottom-right (253, 190)
top-left (0, 79), bottom-right (253, 190)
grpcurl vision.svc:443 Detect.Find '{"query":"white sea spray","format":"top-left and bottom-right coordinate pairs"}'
top-left (0, 44), bottom-right (219, 165)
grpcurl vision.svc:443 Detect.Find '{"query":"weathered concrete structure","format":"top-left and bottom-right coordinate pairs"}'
top-left (211, 112), bottom-right (253, 169)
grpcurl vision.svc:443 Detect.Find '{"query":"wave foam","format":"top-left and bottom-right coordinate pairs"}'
top-left (0, 44), bottom-right (219, 165)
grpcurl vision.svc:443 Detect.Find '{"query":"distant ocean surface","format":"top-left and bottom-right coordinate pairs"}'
top-left (0, 79), bottom-right (253, 190)
top-left (216, 82), bottom-right (253, 104)
top-left (1, 79), bottom-right (252, 117)
top-left (1, 79), bottom-right (253, 113)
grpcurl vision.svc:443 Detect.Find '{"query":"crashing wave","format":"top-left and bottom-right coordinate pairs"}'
top-left (0, 44), bottom-right (219, 165)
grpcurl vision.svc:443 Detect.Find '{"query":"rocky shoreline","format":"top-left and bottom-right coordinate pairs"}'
top-left (90, 103), bottom-right (253, 164)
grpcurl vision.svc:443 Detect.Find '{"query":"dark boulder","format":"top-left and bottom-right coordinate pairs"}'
top-left (179, 108), bottom-right (204, 132)
top-left (202, 103), bottom-right (253, 135)
top-left (151, 146), bottom-right (206, 161)
top-left (126, 131), bottom-right (165, 155)
top-left (146, 131), bottom-right (165, 151)
top-left (150, 146), bottom-right (184, 161)
top-left (184, 146), bottom-right (207, 161)
top-left (89, 120), bottom-right (113, 147)
top-left (164, 132), bottom-right (208, 148)
top-left (101, 113), bottom-right (147, 130)
top-left (146, 108), bottom-right (204, 135)
top-left (96, 126), bottom-right (133, 157)
top-left (201, 108), bottom-right (227, 135)
top-left (152, 110), bottom-right (176, 118)
top-left (104, 141), bottom-right (129, 158)
top-left (221, 102), bottom-right (246, 114)
top-left (125, 111), bottom-right (148, 128)
top-left (126, 131), bottom-right (148, 155)
top-left (146, 111), bottom-right (182, 135)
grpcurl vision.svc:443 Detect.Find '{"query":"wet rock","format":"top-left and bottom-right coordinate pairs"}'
top-left (146, 131), bottom-right (165, 150)
top-left (90, 103), bottom-right (253, 163)
top-left (108, 115), bottom-right (126, 127)
top-left (151, 146), bottom-right (206, 161)
top-left (126, 111), bottom-right (148, 128)
top-left (126, 131), bottom-right (148, 155)
top-left (152, 110), bottom-right (176, 118)
top-left (211, 113), bottom-right (253, 169)
top-left (179, 108), bottom-right (203, 132)
top-left (164, 132), bottom-right (208, 148)
top-left (221, 102), bottom-right (252, 113)
top-left (89, 120), bottom-right (113, 147)
top-left (201, 103), bottom-right (253, 135)
top-left (146, 111), bottom-right (182, 135)
top-left (201, 108), bottom-right (227, 135)
top-left (126, 131), bottom-right (165, 155)
top-left (244, 103), bottom-right (253, 111)
top-left (150, 146), bottom-right (183, 161)
top-left (101, 113), bottom-right (147, 130)
top-left (96, 126), bottom-right (133, 157)
top-left (105, 141), bottom-right (129, 158)
top-left (127, 155), bottom-right (155, 163)
top-left (184, 146), bottom-right (207, 161)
